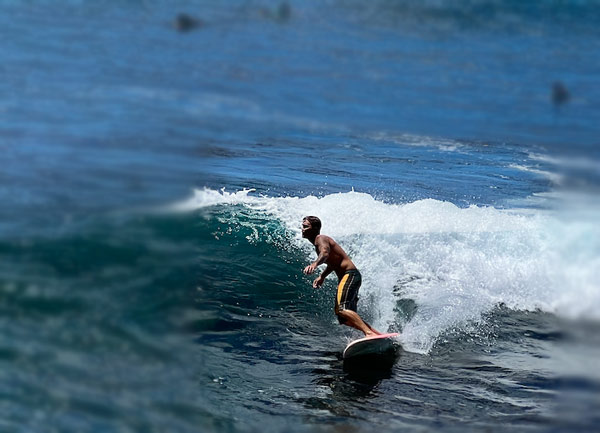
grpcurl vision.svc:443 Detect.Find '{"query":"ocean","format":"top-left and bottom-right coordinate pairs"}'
top-left (1, 1), bottom-right (599, 432)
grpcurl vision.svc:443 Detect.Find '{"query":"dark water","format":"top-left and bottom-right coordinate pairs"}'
top-left (1, 1), bottom-right (599, 432)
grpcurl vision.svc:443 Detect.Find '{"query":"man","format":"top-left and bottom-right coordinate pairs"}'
top-left (301, 216), bottom-right (381, 337)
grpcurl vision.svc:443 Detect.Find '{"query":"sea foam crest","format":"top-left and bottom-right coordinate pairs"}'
top-left (180, 188), bottom-right (600, 353)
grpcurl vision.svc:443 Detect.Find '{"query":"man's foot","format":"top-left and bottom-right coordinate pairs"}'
top-left (364, 329), bottom-right (382, 337)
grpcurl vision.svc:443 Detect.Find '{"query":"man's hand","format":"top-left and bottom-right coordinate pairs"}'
top-left (303, 263), bottom-right (317, 274)
top-left (312, 275), bottom-right (325, 289)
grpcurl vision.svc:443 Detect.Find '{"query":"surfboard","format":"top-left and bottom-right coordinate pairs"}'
top-left (343, 333), bottom-right (400, 361)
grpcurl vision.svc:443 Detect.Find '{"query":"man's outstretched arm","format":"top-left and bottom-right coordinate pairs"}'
top-left (303, 237), bottom-right (330, 274)
top-left (313, 265), bottom-right (334, 288)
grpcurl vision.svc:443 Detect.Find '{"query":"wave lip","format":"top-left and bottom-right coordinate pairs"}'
top-left (170, 188), bottom-right (260, 211)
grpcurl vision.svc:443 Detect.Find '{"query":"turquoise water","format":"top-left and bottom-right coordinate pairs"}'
top-left (1, 1), bottom-right (599, 432)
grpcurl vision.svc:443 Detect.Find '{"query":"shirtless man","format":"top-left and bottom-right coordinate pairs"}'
top-left (301, 216), bottom-right (381, 336)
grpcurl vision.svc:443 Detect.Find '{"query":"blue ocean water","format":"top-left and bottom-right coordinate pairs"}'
top-left (1, 1), bottom-right (599, 432)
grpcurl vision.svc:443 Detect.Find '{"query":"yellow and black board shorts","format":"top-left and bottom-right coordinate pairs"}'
top-left (335, 269), bottom-right (361, 319)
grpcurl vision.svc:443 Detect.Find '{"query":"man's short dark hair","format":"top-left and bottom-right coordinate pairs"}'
top-left (303, 216), bottom-right (321, 231)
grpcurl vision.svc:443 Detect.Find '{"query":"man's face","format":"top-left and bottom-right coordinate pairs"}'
top-left (301, 220), bottom-right (312, 238)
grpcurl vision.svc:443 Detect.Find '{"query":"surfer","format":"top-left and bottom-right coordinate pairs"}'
top-left (302, 216), bottom-right (381, 337)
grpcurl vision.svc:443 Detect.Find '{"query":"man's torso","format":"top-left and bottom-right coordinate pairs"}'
top-left (315, 235), bottom-right (357, 279)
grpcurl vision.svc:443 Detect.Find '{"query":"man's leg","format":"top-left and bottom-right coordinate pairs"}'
top-left (336, 271), bottom-right (381, 336)
top-left (337, 309), bottom-right (381, 336)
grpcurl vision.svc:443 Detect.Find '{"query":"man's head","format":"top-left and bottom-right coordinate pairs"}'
top-left (302, 216), bottom-right (321, 239)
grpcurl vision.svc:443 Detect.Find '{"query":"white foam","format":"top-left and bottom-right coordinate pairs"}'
top-left (170, 188), bottom-right (259, 211)
top-left (509, 163), bottom-right (565, 185)
top-left (528, 152), bottom-right (600, 175)
top-left (180, 188), bottom-right (600, 353)
top-left (367, 132), bottom-right (463, 152)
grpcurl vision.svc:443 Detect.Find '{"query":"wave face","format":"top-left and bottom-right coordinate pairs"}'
top-left (180, 188), bottom-right (600, 353)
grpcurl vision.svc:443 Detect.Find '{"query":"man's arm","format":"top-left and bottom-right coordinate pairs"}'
top-left (303, 236), bottom-right (330, 275)
top-left (313, 264), bottom-right (334, 288)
